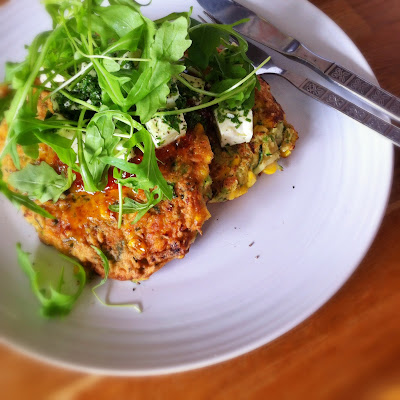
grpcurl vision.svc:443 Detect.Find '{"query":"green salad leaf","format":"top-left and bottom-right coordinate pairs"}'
top-left (21, 144), bottom-right (39, 159)
top-left (187, 24), bottom-right (226, 70)
top-left (95, 4), bottom-right (144, 37)
top-left (101, 128), bottom-right (173, 197)
top-left (109, 187), bottom-right (163, 224)
top-left (0, 178), bottom-right (55, 219)
top-left (83, 111), bottom-right (120, 189)
top-left (3, 110), bottom-right (81, 166)
top-left (16, 244), bottom-right (86, 318)
top-left (8, 162), bottom-right (74, 203)
top-left (92, 246), bottom-right (141, 312)
top-left (132, 16), bottom-right (192, 121)
top-left (0, 86), bottom-right (14, 120)
top-left (5, 62), bottom-right (30, 90)
top-left (34, 131), bottom-right (78, 170)
top-left (1, 29), bottom-right (60, 168)
top-left (92, 246), bottom-right (110, 291)
top-left (0, 1), bottom-right (261, 228)
top-left (186, 20), bottom-right (258, 110)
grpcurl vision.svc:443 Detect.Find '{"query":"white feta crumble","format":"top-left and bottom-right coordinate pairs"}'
top-left (40, 72), bottom-right (65, 89)
top-left (214, 106), bottom-right (253, 147)
top-left (145, 113), bottom-right (187, 148)
top-left (166, 78), bottom-right (180, 109)
top-left (180, 73), bottom-right (205, 105)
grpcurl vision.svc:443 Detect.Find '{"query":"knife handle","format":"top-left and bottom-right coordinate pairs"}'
top-left (291, 44), bottom-right (400, 122)
top-left (267, 70), bottom-right (400, 147)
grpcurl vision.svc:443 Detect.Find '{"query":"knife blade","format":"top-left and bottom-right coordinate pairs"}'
top-left (197, 0), bottom-right (400, 123)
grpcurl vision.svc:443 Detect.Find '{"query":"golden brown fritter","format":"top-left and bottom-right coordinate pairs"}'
top-left (0, 77), bottom-right (298, 280)
top-left (208, 78), bottom-right (299, 202)
top-left (0, 121), bottom-right (213, 281)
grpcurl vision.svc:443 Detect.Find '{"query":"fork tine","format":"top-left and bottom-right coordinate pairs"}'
top-left (197, 15), bottom-right (208, 24)
top-left (203, 10), bottom-right (221, 24)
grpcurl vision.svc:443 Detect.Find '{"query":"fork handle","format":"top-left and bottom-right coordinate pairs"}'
top-left (290, 44), bottom-right (400, 123)
top-left (265, 70), bottom-right (400, 147)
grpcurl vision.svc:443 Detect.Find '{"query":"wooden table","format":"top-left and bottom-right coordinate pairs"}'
top-left (1, 1), bottom-right (400, 399)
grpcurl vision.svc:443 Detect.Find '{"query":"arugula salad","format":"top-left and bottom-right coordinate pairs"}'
top-left (0, 0), bottom-right (267, 317)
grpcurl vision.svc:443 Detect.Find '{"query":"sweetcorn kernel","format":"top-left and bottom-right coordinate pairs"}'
top-left (280, 149), bottom-right (291, 158)
top-left (264, 162), bottom-right (278, 175)
top-left (198, 165), bottom-right (209, 179)
top-left (247, 171), bottom-right (257, 188)
top-left (204, 154), bottom-right (213, 164)
top-left (228, 185), bottom-right (248, 200)
top-left (231, 155), bottom-right (241, 167)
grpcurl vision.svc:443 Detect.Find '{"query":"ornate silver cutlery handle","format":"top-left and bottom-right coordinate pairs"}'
top-left (291, 45), bottom-right (400, 122)
top-left (270, 69), bottom-right (400, 146)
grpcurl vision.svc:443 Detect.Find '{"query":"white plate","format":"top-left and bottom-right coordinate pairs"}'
top-left (0, 0), bottom-right (393, 375)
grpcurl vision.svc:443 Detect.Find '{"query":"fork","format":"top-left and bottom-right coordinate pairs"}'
top-left (199, 13), bottom-right (400, 147)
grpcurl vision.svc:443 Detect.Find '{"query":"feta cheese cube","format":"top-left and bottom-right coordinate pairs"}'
top-left (181, 73), bottom-right (205, 90)
top-left (214, 107), bottom-right (253, 147)
top-left (40, 72), bottom-right (65, 89)
top-left (166, 79), bottom-right (180, 109)
top-left (180, 73), bottom-right (206, 105)
top-left (145, 113), bottom-right (187, 148)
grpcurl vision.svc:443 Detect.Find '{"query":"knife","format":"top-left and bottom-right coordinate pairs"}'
top-left (197, 0), bottom-right (400, 123)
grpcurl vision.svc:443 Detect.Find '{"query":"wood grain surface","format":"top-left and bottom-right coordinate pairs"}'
top-left (1, 1), bottom-right (400, 399)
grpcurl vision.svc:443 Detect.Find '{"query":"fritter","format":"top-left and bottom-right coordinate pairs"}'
top-left (0, 121), bottom-right (213, 281)
top-left (207, 78), bottom-right (299, 202)
top-left (0, 78), bottom-right (297, 281)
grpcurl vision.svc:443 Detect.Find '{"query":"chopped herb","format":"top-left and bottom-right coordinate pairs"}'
top-left (256, 145), bottom-right (263, 168)
top-left (169, 81), bottom-right (179, 96)
top-left (53, 74), bottom-right (102, 121)
top-left (162, 114), bottom-right (181, 132)
top-left (185, 111), bottom-right (205, 130)
top-left (229, 113), bottom-right (242, 129)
